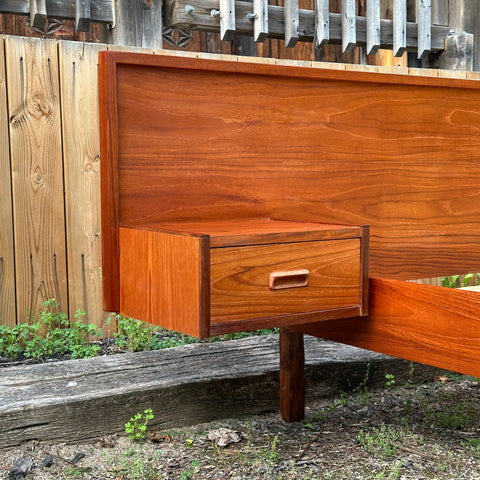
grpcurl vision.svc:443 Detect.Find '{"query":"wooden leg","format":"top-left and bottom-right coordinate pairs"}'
top-left (279, 327), bottom-right (305, 422)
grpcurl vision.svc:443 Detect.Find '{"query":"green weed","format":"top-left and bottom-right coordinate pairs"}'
top-left (0, 299), bottom-right (101, 360)
top-left (109, 448), bottom-right (161, 480)
top-left (125, 408), bottom-right (155, 442)
top-left (358, 423), bottom-right (403, 459)
top-left (384, 373), bottom-right (395, 390)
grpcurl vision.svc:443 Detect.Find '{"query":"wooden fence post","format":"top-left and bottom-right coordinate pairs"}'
top-left (102, 0), bottom-right (163, 49)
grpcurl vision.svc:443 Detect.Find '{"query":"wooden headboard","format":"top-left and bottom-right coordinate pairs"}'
top-left (99, 52), bottom-right (480, 312)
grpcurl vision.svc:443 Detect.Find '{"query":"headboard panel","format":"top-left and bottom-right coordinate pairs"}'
top-left (100, 52), bottom-right (480, 310)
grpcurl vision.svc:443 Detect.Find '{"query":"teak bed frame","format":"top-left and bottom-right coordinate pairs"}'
top-left (99, 51), bottom-right (480, 422)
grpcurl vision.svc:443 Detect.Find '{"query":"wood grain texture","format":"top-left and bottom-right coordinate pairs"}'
top-left (103, 0), bottom-right (163, 49)
top-left (59, 41), bottom-right (110, 332)
top-left (100, 52), bottom-right (480, 289)
top-left (0, 36), bottom-right (16, 327)
top-left (143, 218), bottom-right (364, 247)
top-left (210, 239), bottom-right (361, 323)
top-left (279, 327), bottom-right (305, 422)
top-left (119, 227), bottom-right (210, 337)
top-left (292, 278), bottom-right (480, 377)
top-left (6, 36), bottom-right (68, 322)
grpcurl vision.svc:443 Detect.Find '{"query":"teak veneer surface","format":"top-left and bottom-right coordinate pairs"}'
top-left (139, 218), bottom-right (363, 247)
top-left (100, 52), bottom-right (480, 311)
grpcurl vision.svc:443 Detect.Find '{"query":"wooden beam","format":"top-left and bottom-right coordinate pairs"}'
top-left (0, 0), bottom-right (113, 24)
top-left (279, 327), bottom-right (305, 422)
top-left (164, 0), bottom-right (450, 52)
top-left (75, 0), bottom-right (91, 31)
top-left (291, 278), bottom-right (480, 378)
top-left (437, 32), bottom-right (474, 70)
top-left (417, 0), bottom-right (431, 59)
top-left (393, 0), bottom-right (406, 56)
top-left (341, 0), bottom-right (356, 52)
top-left (314, 0), bottom-right (329, 48)
top-left (284, 0), bottom-right (300, 47)
top-left (29, 0), bottom-right (47, 28)
top-left (253, 0), bottom-right (268, 42)
top-left (366, 0), bottom-right (380, 55)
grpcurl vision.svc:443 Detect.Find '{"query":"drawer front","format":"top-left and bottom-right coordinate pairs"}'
top-left (210, 239), bottom-right (361, 325)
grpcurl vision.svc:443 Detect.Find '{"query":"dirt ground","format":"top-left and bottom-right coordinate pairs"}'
top-left (1, 374), bottom-right (480, 479)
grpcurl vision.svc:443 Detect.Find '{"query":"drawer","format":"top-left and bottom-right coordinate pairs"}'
top-left (210, 239), bottom-right (361, 325)
top-left (119, 219), bottom-right (368, 337)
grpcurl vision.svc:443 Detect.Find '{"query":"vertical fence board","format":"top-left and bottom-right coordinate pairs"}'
top-left (253, 0), bottom-right (268, 42)
top-left (29, 0), bottom-right (47, 28)
top-left (341, 0), bottom-right (356, 52)
top-left (314, 0), bottom-right (329, 48)
top-left (6, 36), bottom-right (68, 322)
top-left (417, 0), bottom-right (431, 59)
top-left (219, 0), bottom-right (236, 41)
top-left (75, 0), bottom-right (92, 31)
top-left (0, 36), bottom-right (16, 327)
top-left (284, 0), bottom-right (300, 47)
top-left (59, 41), bottom-right (109, 331)
top-left (366, 0), bottom-right (380, 54)
top-left (393, 0), bottom-right (407, 56)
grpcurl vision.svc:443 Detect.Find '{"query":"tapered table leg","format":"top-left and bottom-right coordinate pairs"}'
top-left (279, 327), bottom-right (305, 422)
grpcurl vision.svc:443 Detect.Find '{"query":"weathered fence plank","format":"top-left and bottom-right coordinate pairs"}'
top-left (393, 0), bottom-right (407, 56)
top-left (29, 0), bottom-right (47, 27)
top-left (314, 0), bottom-right (329, 48)
top-left (0, 36), bottom-right (16, 328)
top-left (253, 0), bottom-right (268, 42)
top-left (366, 0), bottom-right (380, 54)
top-left (75, 0), bottom-right (91, 31)
top-left (219, 0), bottom-right (235, 40)
top-left (59, 41), bottom-right (108, 330)
top-left (103, 0), bottom-right (163, 49)
top-left (284, 0), bottom-right (300, 47)
top-left (417, 0), bottom-right (432, 59)
top-left (341, 0), bottom-right (356, 52)
top-left (5, 36), bottom-right (68, 321)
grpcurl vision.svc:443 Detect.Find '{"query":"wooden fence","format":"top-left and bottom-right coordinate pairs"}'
top-left (0, 34), bottom-right (478, 331)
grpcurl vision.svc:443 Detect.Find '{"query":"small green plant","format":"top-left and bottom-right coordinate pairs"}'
top-left (125, 408), bottom-right (154, 441)
top-left (384, 373), bottom-right (395, 390)
top-left (0, 299), bottom-right (101, 360)
top-left (114, 316), bottom-right (199, 352)
top-left (179, 459), bottom-right (200, 479)
top-left (358, 423), bottom-right (403, 459)
top-left (109, 449), bottom-right (161, 480)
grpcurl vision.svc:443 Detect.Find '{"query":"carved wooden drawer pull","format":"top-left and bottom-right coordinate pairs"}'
top-left (269, 269), bottom-right (310, 290)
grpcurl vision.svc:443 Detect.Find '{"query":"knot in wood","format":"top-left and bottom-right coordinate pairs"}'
top-left (32, 165), bottom-right (45, 190)
top-left (28, 94), bottom-right (51, 119)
